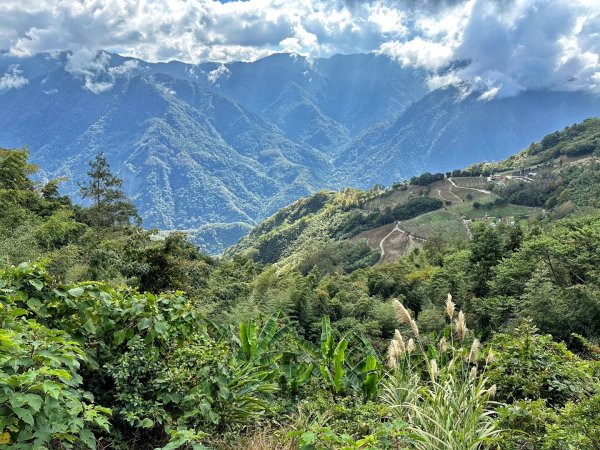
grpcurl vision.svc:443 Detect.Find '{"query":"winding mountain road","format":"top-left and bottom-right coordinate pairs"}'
top-left (436, 189), bottom-right (453, 203)
top-left (446, 180), bottom-right (464, 202)
top-left (448, 178), bottom-right (492, 194)
top-left (378, 221), bottom-right (427, 263)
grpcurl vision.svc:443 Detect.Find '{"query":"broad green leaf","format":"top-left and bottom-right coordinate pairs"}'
top-left (320, 316), bottom-right (332, 358)
top-left (83, 319), bottom-right (96, 335)
top-left (141, 418), bottom-right (154, 428)
top-left (13, 407), bottom-right (35, 426)
top-left (28, 279), bottom-right (44, 291)
top-left (137, 317), bottom-right (152, 330)
top-left (79, 429), bottom-right (96, 449)
top-left (23, 394), bottom-right (43, 412)
top-left (68, 286), bottom-right (85, 298)
top-left (301, 432), bottom-right (316, 445)
top-left (9, 308), bottom-right (28, 318)
top-left (113, 329), bottom-right (127, 345)
top-left (26, 297), bottom-right (42, 310)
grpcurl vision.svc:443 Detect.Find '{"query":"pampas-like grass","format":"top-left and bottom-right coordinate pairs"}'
top-left (382, 294), bottom-right (501, 450)
top-left (485, 347), bottom-right (494, 365)
top-left (455, 310), bottom-right (467, 342)
top-left (429, 359), bottom-right (438, 380)
top-left (394, 329), bottom-right (406, 352)
top-left (445, 293), bottom-right (455, 319)
top-left (438, 336), bottom-right (448, 354)
top-left (393, 299), bottom-right (412, 325)
top-left (410, 319), bottom-right (420, 340)
top-left (469, 338), bottom-right (481, 364)
top-left (387, 339), bottom-right (401, 369)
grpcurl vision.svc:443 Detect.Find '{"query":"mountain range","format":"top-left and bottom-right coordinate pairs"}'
top-left (1, 50), bottom-right (599, 253)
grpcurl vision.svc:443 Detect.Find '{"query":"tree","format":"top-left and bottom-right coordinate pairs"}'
top-left (79, 153), bottom-right (140, 228)
top-left (0, 148), bottom-right (36, 191)
top-left (469, 222), bottom-right (503, 297)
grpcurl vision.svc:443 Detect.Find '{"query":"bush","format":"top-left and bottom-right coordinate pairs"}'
top-left (487, 322), bottom-right (595, 406)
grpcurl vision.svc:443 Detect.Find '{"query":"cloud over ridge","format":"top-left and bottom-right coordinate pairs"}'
top-left (0, 0), bottom-right (599, 96)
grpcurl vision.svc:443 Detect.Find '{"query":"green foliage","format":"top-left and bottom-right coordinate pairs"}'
top-left (487, 322), bottom-right (595, 406)
top-left (79, 153), bottom-right (140, 228)
top-left (496, 118), bottom-right (600, 170)
top-left (4, 124), bottom-right (600, 448)
top-left (0, 266), bottom-right (111, 447)
top-left (123, 232), bottom-right (213, 294)
top-left (544, 389), bottom-right (600, 450)
top-left (410, 172), bottom-right (446, 186)
top-left (390, 196), bottom-right (443, 222)
top-left (469, 222), bottom-right (505, 297)
top-left (231, 185), bottom-right (441, 268)
top-left (289, 394), bottom-right (401, 449)
top-left (317, 316), bottom-right (350, 395)
top-left (0, 149), bottom-right (36, 191)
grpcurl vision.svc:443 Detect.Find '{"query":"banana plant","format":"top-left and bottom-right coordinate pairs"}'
top-left (348, 354), bottom-right (382, 401)
top-left (320, 316), bottom-right (349, 395)
top-left (297, 316), bottom-right (350, 395)
top-left (237, 312), bottom-right (293, 365)
top-left (280, 352), bottom-right (314, 395)
top-left (346, 334), bottom-right (383, 401)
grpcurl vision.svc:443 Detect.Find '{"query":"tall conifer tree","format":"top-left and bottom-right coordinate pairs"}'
top-left (79, 153), bottom-right (140, 228)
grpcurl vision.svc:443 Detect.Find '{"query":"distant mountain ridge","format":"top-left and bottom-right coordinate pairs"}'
top-left (1, 50), bottom-right (599, 253)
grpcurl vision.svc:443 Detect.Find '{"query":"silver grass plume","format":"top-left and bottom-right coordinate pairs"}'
top-left (394, 329), bottom-right (406, 353)
top-left (409, 319), bottom-right (420, 340)
top-left (485, 347), bottom-right (494, 365)
top-left (387, 340), bottom-right (400, 369)
top-left (469, 338), bottom-right (480, 364)
top-left (430, 359), bottom-right (439, 379)
top-left (445, 293), bottom-right (455, 319)
top-left (392, 299), bottom-right (412, 325)
top-left (438, 336), bottom-right (448, 353)
top-left (455, 310), bottom-right (467, 342)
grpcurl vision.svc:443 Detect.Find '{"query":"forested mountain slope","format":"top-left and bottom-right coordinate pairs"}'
top-left (232, 118), bottom-right (600, 268)
top-left (1, 50), bottom-right (599, 253)
top-left (337, 89), bottom-right (600, 186)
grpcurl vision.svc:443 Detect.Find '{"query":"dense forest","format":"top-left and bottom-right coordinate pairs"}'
top-left (1, 119), bottom-right (600, 449)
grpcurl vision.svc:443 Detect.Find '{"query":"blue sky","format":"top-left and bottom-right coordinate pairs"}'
top-left (0, 0), bottom-right (599, 97)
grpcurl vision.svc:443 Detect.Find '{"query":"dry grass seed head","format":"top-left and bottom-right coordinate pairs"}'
top-left (445, 293), bottom-right (455, 319)
top-left (438, 336), bottom-right (448, 353)
top-left (430, 359), bottom-right (439, 379)
top-left (469, 366), bottom-right (478, 380)
top-left (394, 329), bottom-right (406, 352)
top-left (455, 311), bottom-right (467, 342)
top-left (387, 339), bottom-right (401, 368)
top-left (393, 299), bottom-right (412, 325)
top-left (409, 319), bottom-right (420, 340)
top-left (469, 339), bottom-right (480, 364)
top-left (485, 347), bottom-right (494, 365)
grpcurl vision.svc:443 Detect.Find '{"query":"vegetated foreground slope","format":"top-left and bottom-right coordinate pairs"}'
top-left (231, 118), bottom-right (600, 269)
top-left (1, 51), bottom-right (600, 253)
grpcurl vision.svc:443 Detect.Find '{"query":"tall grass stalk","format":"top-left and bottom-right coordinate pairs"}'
top-left (383, 296), bottom-right (501, 450)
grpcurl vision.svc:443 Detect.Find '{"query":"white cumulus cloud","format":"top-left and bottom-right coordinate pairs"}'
top-left (0, 64), bottom-right (28, 91)
top-left (380, 0), bottom-right (600, 97)
top-left (207, 64), bottom-right (230, 84)
top-left (0, 0), bottom-right (598, 96)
